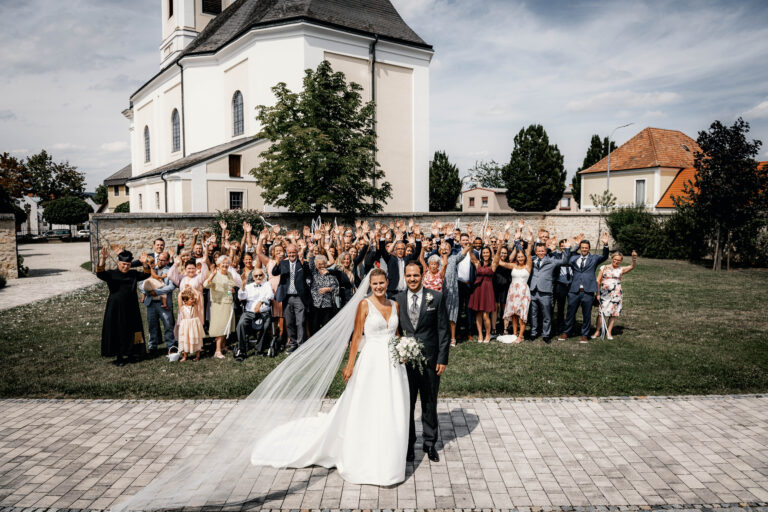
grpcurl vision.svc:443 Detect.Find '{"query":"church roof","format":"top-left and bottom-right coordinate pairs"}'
top-left (127, 137), bottom-right (261, 181)
top-left (579, 127), bottom-right (701, 174)
top-left (183, 0), bottom-right (431, 57)
top-left (103, 164), bottom-right (132, 186)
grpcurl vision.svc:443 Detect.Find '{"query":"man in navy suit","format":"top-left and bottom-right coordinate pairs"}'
top-left (559, 232), bottom-right (610, 343)
top-left (271, 243), bottom-right (311, 353)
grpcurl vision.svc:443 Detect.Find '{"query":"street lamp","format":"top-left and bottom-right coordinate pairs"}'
top-left (606, 122), bottom-right (633, 194)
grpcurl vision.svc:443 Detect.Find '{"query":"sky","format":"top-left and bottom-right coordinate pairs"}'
top-left (1, 0), bottom-right (768, 191)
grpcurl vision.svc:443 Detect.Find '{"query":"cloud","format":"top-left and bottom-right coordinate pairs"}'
top-left (0, 109), bottom-right (15, 121)
top-left (745, 99), bottom-right (768, 120)
top-left (10, 149), bottom-right (28, 154)
top-left (90, 74), bottom-right (143, 93)
top-left (641, 110), bottom-right (666, 120)
top-left (565, 91), bottom-right (681, 113)
top-left (51, 143), bottom-right (85, 151)
top-left (100, 141), bottom-right (128, 152)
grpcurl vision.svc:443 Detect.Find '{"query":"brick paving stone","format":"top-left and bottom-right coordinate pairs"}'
top-left (1, 396), bottom-right (767, 510)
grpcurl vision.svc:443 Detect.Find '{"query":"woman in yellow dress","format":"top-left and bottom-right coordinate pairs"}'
top-left (203, 255), bottom-right (241, 359)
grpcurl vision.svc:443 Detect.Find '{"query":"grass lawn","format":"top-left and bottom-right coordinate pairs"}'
top-left (1, 258), bottom-right (766, 399)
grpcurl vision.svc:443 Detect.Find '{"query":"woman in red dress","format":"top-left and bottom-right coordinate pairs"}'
top-left (469, 245), bottom-right (496, 343)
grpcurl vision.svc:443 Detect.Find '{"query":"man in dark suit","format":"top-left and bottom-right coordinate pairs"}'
top-left (552, 238), bottom-right (573, 335)
top-left (559, 233), bottom-right (610, 343)
top-left (397, 261), bottom-right (450, 463)
top-left (374, 236), bottom-right (422, 299)
top-left (271, 243), bottom-right (311, 353)
top-left (528, 238), bottom-right (565, 343)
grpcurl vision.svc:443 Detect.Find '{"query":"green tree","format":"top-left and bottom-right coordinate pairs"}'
top-left (573, 135), bottom-right (617, 207)
top-left (43, 196), bottom-right (92, 230)
top-left (251, 60), bottom-right (391, 216)
top-left (466, 160), bottom-right (505, 189)
top-left (25, 150), bottom-right (85, 200)
top-left (682, 117), bottom-right (767, 270)
top-left (94, 184), bottom-right (108, 205)
top-left (114, 201), bottom-right (130, 213)
top-left (428, 150), bottom-right (461, 211)
top-left (502, 124), bottom-right (566, 211)
top-left (0, 152), bottom-right (31, 198)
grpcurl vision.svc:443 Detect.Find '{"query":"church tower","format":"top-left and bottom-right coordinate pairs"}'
top-left (160, 0), bottom-right (231, 66)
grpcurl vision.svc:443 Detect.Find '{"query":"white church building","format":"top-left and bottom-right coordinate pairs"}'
top-left (121, 0), bottom-right (433, 214)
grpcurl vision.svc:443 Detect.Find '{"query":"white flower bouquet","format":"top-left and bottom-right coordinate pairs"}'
top-left (389, 335), bottom-right (427, 374)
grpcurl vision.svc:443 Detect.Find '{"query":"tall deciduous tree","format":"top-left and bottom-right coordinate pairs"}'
top-left (572, 134), bottom-right (617, 207)
top-left (682, 117), bottom-right (767, 270)
top-left (25, 150), bottom-right (85, 200)
top-left (0, 153), bottom-right (31, 198)
top-left (429, 150), bottom-right (461, 211)
top-left (251, 60), bottom-right (391, 216)
top-left (466, 160), bottom-right (505, 189)
top-left (502, 125), bottom-right (566, 211)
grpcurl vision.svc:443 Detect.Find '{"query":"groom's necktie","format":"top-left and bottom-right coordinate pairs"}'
top-left (409, 294), bottom-right (419, 329)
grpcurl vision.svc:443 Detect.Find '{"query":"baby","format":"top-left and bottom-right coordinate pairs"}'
top-left (140, 255), bottom-right (170, 309)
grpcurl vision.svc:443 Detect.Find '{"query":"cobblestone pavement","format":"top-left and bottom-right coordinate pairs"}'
top-left (0, 242), bottom-right (98, 311)
top-left (0, 395), bottom-right (766, 511)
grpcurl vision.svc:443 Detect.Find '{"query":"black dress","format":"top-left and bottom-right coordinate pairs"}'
top-left (97, 269), bottom-right (150, 358)
top-left (493, 266), bottom-right (512, 304)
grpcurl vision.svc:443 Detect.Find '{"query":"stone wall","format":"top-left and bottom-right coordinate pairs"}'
top-left (0, 213), bottom-right (19, 279)
top-left (89, 211), bottom-right (671, 269)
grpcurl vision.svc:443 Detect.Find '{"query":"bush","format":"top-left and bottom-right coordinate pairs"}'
top-left (42, 196), bottom-right (91, 226)
top-left (17, 254), bottom-right (29, 277)
top-left (114, 201), bottom-right (130, 213)
top-left (210, 209), bottom-right (265, 243)
top-left (607, 206), bottom-right (708, 260)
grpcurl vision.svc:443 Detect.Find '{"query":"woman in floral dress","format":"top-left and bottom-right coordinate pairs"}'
top-left (497, 230), bottom-right (534, 344)
top-left (592, 251), bottom-right (637, 340)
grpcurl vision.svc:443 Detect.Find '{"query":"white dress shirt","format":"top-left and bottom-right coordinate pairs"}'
top-left (397, 258), bottom-right (406, 291)
top-left (238, 281), bottom-right (274, 313)
top-left (457, 253), bottom-right (472, 283)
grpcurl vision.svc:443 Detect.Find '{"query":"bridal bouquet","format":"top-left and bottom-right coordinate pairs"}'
top-left (389, 336), bottom-right (427, 374)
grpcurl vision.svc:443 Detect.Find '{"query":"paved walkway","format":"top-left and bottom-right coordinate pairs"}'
top-left (0, 241), bottom-right (98, 310)
top-left (0, 395), bottom-right (767, 511)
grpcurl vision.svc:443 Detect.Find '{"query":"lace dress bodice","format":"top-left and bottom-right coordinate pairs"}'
top-left (363, 299), bottom-right (398, 343)
top-left (510, 266), bottom-right (530, 285)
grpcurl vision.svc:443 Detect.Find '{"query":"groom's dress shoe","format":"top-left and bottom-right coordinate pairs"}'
top-left (425, 445), bottom-right (439, 462)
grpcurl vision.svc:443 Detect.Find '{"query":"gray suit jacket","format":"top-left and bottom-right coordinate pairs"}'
top-left (528, 254), bottom-right (564, 294)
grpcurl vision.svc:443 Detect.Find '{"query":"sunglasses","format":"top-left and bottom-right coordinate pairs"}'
top-left (253, 273), bottom-right (265, 278)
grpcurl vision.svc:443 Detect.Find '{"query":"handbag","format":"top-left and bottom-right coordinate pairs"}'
top-left (251, 312), bottom-right (265, 331)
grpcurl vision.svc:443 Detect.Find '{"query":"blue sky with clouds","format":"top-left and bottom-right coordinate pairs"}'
top-left (1, 0), bottom-right (767, 190)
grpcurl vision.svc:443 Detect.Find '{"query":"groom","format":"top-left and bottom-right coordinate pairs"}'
top-left (397, 261), bottom-right (450, 463)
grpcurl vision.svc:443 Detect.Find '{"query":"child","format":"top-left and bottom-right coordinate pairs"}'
top-left (140, 255), bottom-right (170, 309)
top-left (177, 287), bottom-right (204, 361)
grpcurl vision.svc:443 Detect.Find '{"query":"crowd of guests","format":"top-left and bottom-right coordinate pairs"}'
top-left (95, 218), bottom-right (637, 366)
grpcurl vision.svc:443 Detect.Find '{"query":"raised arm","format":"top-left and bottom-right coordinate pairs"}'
top-left (623, 250), bottom-right (638, 274)
top-left (524, 231), bottom-right (534, 272)
top-left (341, 300), bottom-right (369, 383)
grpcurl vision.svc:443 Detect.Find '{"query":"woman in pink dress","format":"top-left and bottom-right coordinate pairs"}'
top-left (176, 259), bottom-right (209, 340)
top-left (469, 246), bottom-right (497, 343)
top-left (421, 254), bottom-right (444, 292)
top-left (177, 287), bottom-right (204, 361)
top-left (497, 230), bottom-right (534, 344)
top-left (592, 250), bottom-right (637, 340)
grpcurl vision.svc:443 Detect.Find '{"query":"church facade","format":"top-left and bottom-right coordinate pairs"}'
top-left (123, 0), bottom-right (433, 214)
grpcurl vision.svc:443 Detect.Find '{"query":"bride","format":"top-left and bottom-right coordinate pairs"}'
top-left (112, 269), bottom-right (408, 511)
top-left (251, 267), bottom-right (409, 484)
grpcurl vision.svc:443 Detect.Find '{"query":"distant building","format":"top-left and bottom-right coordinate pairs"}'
top-left (123, 0), bottom-right (433, 213)
top-left (548, 184), bottom-right (575, 213)
top-left (578, 127), bottom-right (701, 212)
top-left (104, 164), bottom-right (131, 212)
top-left (461, 187), bottom-right (511, 212)
top-left (15, 195), bottom-right (99, 235)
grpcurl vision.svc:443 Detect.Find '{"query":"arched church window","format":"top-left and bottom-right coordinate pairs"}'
top-left (171, 109), bottom-right (180, 153)
top-left (144, 126), bottom-right (151, 163)
top-left (232, 91), bottom-right (244, 136)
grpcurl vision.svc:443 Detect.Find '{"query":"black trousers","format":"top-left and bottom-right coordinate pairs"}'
top-left (284, 296), bottom-right (306, 348)
top-left (235, 311), bottom-right (272, 357)
top-left (407, 363), bottom-right (440, 451)
top-left (457, 281), bottom-right (474, 334)
top-left (309, 306), bottom-right (335, 336)
top-left (553, 282), bottom-right (569, 334)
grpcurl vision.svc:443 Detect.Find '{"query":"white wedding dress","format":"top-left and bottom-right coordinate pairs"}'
top-left (251, 298), bottom-right (410, 485)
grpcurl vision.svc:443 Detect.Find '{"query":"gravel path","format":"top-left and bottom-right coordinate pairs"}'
top-left (0, 241), bottom-right (98, 311)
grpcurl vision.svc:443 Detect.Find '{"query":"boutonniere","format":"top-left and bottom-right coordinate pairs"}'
top-left (425, 293), bottom-right (434, 305)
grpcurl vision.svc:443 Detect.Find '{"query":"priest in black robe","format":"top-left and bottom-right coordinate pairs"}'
top-left (96, 247), bottom-right (151, 366)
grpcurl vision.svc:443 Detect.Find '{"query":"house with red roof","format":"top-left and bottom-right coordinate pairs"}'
top-left (577, 127), bottom-right (701, 212)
